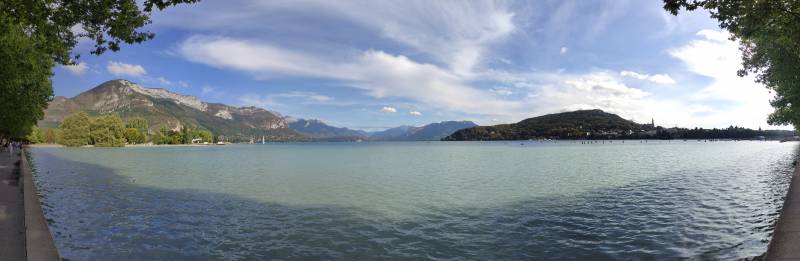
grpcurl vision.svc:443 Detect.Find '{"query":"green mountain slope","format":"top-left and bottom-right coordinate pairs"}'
top-left (40, 79), bottom-right (306, 142)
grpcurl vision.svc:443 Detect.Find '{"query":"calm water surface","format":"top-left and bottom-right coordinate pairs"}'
top-left (29, 141), bottom-right (798, 260)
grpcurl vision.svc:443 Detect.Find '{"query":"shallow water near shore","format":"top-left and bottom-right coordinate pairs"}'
top-left (29, 141), bottom-right (798, 260)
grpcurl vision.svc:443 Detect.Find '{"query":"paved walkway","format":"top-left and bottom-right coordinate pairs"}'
top-left (766, 160), bottom-right (800, 260)
top-left (0, 149), bottom-right (25, 261)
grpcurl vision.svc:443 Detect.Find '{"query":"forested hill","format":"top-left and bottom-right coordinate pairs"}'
top-left (444, 110), bottom-right (647, 141)
top-left (444, 109), bottom-right (796, 141)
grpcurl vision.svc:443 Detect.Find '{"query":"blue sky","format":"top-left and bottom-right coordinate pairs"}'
top-left (53, 0), bottom-right (789, 131)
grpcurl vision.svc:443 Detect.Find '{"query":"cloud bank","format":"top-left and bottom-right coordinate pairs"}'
top-left (107, 61), bottom-right (146, 77)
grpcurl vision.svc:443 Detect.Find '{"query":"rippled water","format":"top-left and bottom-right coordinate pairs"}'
top-left (29, 141), bottom-right (797, 260)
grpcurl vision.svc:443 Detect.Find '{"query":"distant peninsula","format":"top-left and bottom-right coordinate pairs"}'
top-left (443, 110), bottom-right (796, 141)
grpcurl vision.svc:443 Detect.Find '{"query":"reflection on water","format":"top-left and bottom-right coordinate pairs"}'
top-left (29, 141), bottom-right (797, 260)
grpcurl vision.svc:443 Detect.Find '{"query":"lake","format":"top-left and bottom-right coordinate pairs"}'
top-left (28, 141), bottom-right (798, 260)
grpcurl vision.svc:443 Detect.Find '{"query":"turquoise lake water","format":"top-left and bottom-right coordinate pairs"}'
top-left (29, 141), bottom-right (798, 260)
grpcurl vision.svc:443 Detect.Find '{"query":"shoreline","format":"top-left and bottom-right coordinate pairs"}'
top-left (764, 160), bottom-right (800, 260)
top-left (27, 143), bottom-right (214, 148)
top-left (21, 149), bottom-right (61, 261)
top-left (24, 139), bottom-right (795, 149)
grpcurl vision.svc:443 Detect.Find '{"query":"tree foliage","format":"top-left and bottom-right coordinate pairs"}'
top-left (663, 0), bottom-right (800, 128)
top-left (0, 0), bottom-right (197, 140)
top-left (26, 126), bottom-right (44, 143)
top-left (125, 117), bottom-right (149, 143)
top-left (0, 12), bottom-right (54, 140)
top-left (153, 126), bottom-right (214, 144)
top-left (126, 117), bottom-right (149, 132)
top-left (90, 114), bottom-right (126, 147)
top-left (44, 128), bottom-right (58, 144)
top-left (59, 112), bottom-right (92, 147)
top-left (125, 128), bottom-right (146, 144)
top-left (0, 0), bottom-right (199, 64)
top-left (58, 112), bottom-right (128, 147)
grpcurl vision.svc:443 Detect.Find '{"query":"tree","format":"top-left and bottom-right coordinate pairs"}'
top-left (153, 128), bottom-right (166, 145)
top-left (169, 130), bottom-right (184, 144)
top-left (126, 117), bottom-right (149, 142)
top-left (125, 128), bottom-right (145, 144)
top-left (0, 0), bottom-right (197, 140)
top-left (59, 112), bottom-right (91, 147)
top-left (44, 128), bottom-right (58, 144)
top-left (153, 127), bottom-right (176, 145)
top-left (663, 1), bottom-right (800, 128)
top-left (1, 0), bottom-right (199, 65)
top-left (26, 126), bottom-right (44, 143)
top-left (126, 117), bottom-right (149, 133)
top-left (195, 130), bottom-right (214, 143)
top-left (0, 12), bottom-right (54, 140)
top-left (90, 114), bottom-right (126, 147)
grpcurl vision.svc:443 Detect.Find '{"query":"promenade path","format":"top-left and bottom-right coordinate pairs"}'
top-left (0, 149), bottom-right (25, 260)
top-left (766, 160), bottom-right (800, 260)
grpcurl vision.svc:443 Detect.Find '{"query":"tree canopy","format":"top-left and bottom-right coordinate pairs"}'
top-left (0, 0), bottom-right (197, 140)
top-left (663, 0), bottom-right (800, 128)
top-left (59, 112), bottom-right (92, 147)
top-left (26, 126), bottom-right (44, 143)
top-left (126, 117), bottom-right (149, 134)
top-left (0, 12), bottom-right (54, 140)
top-left (90, 114), bottom-right (126, 147)
top-left (125, 128), bottom-right (146, 144)
top-left (1, 0), bottom-right (199, 65)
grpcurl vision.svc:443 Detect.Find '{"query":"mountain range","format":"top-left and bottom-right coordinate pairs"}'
top-left (368, 121), bottom-right (477, 141)
top-left (286, 119), bottom-right (477, 141)
top-left (40, 80), bottom-right (477, 142)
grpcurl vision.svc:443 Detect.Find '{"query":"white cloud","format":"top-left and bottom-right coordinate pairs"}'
top-left (107, 61), bottom-right (146, 77)
top-left (238, 91), bottom-right (335, 111)
top-left (276, 91), bottom-right (333, 103)
top-left (178, 36), bottom-right (521, 116)
top-left (620, 70), bottom-right (676, 84)
top-left (201, 86), bottom-right (215, 95)
top-left (180, 36), bottom-right (333, 77)
top-left (647, 74), bottom-right (676, 85)
top-left (519, 71), bottom-right (652, 120)
top-left (409, 111), bottom-right (422, 116)
top-left (162, 1), bottom-right (514, 77)
top-left (489, 87), bottom-right (513, 96)
top-left (179, 31), bottom-right (778, 129)
top-left (156, 77), bottom-right (172, 86)
top-left (178, 81), bottom-right (189, 88)
top-left (321, 1), bottom-right (515, 76)
top-left (381, 106), bottom-right (397, 113)
top-left (665, 29), bottom-right (776, 128)
top-left (168, 3), bottom-right (780, 129)
top-left (477, 29), bottom-right (781, 129)
top-left (239, 93), bottom-right (280, 109)
top-left (63, 62), bottom-right (89, 76)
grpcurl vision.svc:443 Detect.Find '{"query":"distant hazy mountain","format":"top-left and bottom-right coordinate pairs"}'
top-left (40, 79), bottom-right (306, 142)
top-left (444, 110), bottom-right (645, 141)
top-left (370, 121), bottom-right (478, 141)
top-left (368, 126), bottom-right (415, 140)
top-left (287, 118), bottom-right (367, 141)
